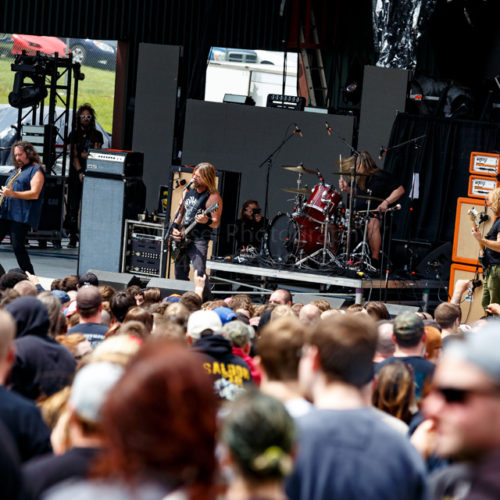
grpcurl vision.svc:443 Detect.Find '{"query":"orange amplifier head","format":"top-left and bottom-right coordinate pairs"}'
top-left (469, 152), bottom-right (500, 177)
top-left (467, 175), bottom-right (499, 199)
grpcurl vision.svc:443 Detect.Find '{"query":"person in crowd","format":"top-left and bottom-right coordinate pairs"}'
top-left (13, 279), bottom-right (37, 296)
top-left (433, 302), bottom-right (461, 345)
top-left (78, 272), bottom-right (99, 288)
top-left (37, 291), bottom-right (67, 338)
top-left (109, 291), bottom-right (136, 324)
top-left (424, 322), bottom-right (500, 498)
top-left (338, 151), bottom-right (405, 268)
top-left (372, 359), bottom-right (415, 426)
top-left (235, 199), bottom-right (266, 251)
top-left (0, 309), bottom-right (52, 462)
top-left (0, 141), bottom-right (45, 274)
top-left (56, 333), bottom-right (92, 361)
top-left (298, 303), bottom-right (321, 326)
top-left (122, 307), bottom-right (153, 334)
top-left (5, 296), bottom-right (76, 401)
top-left (424, 325), bottom-right (443, 364)
top-left (45, 342), bottom-right (218, 500)
top-left (187, 309), bottom-right (252, 401)
top-left (67, 285), bottom-right (108, 348)
top-left (363, 301), bottom-right (390, 321)
top-left (65, 104), bottom-right (104, 248)
top-left (221, 390), bottom-right (296, 500)
top-left (172, 163), bottom-right (223, 299)
top-left (373, 320), bottom-right (395, 362)
top-left (22, 362), bottom-right (124, 500)
top-left (269, 288), bottom-right (293, 306)
top-left (287, 314), bottom-right (427, 499)
top-left (256, 316), bottom-right (312, 418)
top-left (221, 320), bottom-right (260, 385)
top-left (375, 311), bottom-right (435, 402)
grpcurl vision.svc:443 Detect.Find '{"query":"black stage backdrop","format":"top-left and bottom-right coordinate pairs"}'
top-left (384, 113), bottom-right (500, 246)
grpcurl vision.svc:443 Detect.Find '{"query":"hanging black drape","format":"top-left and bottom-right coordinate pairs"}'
top-left (383, 113), bottom-right (500, 245)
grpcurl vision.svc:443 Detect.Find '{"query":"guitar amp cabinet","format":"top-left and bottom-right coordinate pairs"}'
top-left (121, 220), bottom-right (167, 277)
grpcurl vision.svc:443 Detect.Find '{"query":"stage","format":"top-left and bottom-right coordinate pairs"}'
top-left (206, 259), bottom-right (447, 311)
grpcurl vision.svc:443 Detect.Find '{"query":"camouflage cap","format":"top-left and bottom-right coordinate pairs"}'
top-left (393, 311), bottom-right (424, 341)
top-left (221, 320), bottom-right (252, 348)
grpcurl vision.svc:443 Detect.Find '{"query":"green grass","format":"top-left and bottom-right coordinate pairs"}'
top-left (0, 55), bottom-right (115, 133)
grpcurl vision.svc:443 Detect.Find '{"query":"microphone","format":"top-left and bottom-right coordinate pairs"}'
top-left (174, 178), bottom-right (187, 189)
top-left (386, 203), bottom-right (401, 212)
top-left (293, 124), bottom-right (303, 137)
top-left (378, 147), bottom-right (387, 160)
top-left (325, 121), bottom-right (332, 135)
top-left (184, 179), bottom-right (194, 190)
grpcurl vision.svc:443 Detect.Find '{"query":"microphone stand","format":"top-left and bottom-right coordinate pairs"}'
top-left (325, 126), bottom-right (361, 259)
top-left (257, 126), bottom-right (299, 255)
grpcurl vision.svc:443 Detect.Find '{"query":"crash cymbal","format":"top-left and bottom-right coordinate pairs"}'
top-left (357, 194), bottom-right (385, 202)
top-left (282, 187), bottom-right (311, 195)
top-left (282, 164), bottom-right (316, 175)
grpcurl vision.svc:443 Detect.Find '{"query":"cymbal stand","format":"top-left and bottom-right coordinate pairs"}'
top-left (295, 202), bottom-right (343, 268)
top-left (350, 190), bottom-right (376, 271)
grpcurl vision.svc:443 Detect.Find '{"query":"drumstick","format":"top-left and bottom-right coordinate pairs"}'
top-left (339, 154), bottom-right (344, 183)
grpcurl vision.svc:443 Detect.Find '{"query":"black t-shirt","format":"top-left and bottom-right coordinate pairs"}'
top-left (182, 188), bottom-right (212, 240)
top-left (69, 127), bottom-right (104, 172)
top-left (484, 216), bottom-right (500, 267)
top-left (236, 216), bottom-right (266, 249)
top-left (354, 170), bottom-right (401, 210)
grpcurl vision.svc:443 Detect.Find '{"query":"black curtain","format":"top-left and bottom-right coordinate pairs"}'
top-left (384, 113), bottom-right (500, 245)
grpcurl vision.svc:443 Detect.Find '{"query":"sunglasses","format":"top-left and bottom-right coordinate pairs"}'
top-left (80, 115), bottom-right (92, 120)
top-left (434, 386), bottom-right (500, 404)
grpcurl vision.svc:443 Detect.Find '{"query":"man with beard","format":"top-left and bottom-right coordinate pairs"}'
top-left (0, 141), bottom-right (45, 274)
top-left (171, 162), bottom-right (223, 299)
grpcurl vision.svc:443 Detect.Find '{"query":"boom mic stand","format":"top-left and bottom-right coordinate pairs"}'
top-left (257, 124), bottom-right (300, 256)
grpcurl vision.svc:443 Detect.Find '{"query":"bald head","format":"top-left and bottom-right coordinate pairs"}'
top-left (299, 304), bottom-right (321, 326)
top-left (13, 280), bottom-right (37, 297)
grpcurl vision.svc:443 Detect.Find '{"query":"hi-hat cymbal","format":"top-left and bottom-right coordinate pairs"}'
top-left (282, 187), bottom-right (311, 195)
top-left (357, 194), bottom-right (385, 202)
top-left (282, 164), bottom-right (316, 175)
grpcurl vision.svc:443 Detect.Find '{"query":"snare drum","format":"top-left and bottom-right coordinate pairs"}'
top-left (304, 184), bottom-right (342, 222)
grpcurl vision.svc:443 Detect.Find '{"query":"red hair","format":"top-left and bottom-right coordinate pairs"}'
top-left (93, 342), bottom-right (217, 497)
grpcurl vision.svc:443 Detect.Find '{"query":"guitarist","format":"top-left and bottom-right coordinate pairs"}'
top-left (0, 141), bottom-right (45, 275)
top-left (172, 163), bottom-right (223, 298)
top-left (472, 188), bottom-right (500, 310)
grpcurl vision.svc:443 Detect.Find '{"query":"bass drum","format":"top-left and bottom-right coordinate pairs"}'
top-left (268, 213), bottom-right (328, 263)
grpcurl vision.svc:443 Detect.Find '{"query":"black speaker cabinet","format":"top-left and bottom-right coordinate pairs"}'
top-left (78, 175), bottom-right (146, 275)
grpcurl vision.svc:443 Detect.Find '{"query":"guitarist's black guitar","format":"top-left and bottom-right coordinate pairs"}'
top-left (170, 202), bottom-right (219, 262)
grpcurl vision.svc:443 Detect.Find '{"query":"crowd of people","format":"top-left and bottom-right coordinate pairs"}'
top-left (0, 266), bottom-right (497, 499)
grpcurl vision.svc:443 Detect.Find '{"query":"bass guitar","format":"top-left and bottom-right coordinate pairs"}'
top-left (170, 202), bottom-right (219, 262)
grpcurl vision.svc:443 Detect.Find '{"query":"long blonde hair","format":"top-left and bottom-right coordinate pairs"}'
top-left (338, 150), bottom-right (379, 190)
top-left (194, 162), bottom-right (217, 194)
top-left (489, 188), bottom-right (500, 215)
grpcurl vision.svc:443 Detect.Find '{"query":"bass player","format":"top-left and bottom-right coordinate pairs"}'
top-left (171, 162), bottom-right (223, 298)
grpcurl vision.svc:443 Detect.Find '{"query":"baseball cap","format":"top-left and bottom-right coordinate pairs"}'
top-left (69, 362), bottom-right (124, 423)
top-left (444, 320), bottom-right (500, 382)
top-left (51, 289), bottom-right (71, 305)
top-left (222, 320), bottom-right (251, 348)
top-left (213, 307), bottom-right (237, 325)
top-left (78, 272), bottom-right (99, 288)
top-left (76, 285), bottom-right (102, 310)
top-left (187, 310), bottom-right (222, 340)
top-left (393, 311), bottom-right (424, 342)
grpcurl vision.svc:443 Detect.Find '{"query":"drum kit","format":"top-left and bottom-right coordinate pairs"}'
top-left (265, 163), bottom-right (386, 273)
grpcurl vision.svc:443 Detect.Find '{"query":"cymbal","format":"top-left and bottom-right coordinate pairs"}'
top-left (282, 164), bottom-right (316, 175)
top-left (282, 187), bottom-right (311, 195)
top-left (357, 194), bottom-right (385, 202)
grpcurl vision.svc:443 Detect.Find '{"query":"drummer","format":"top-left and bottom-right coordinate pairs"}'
top-left (338, 151), bottom-right (405, 269)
